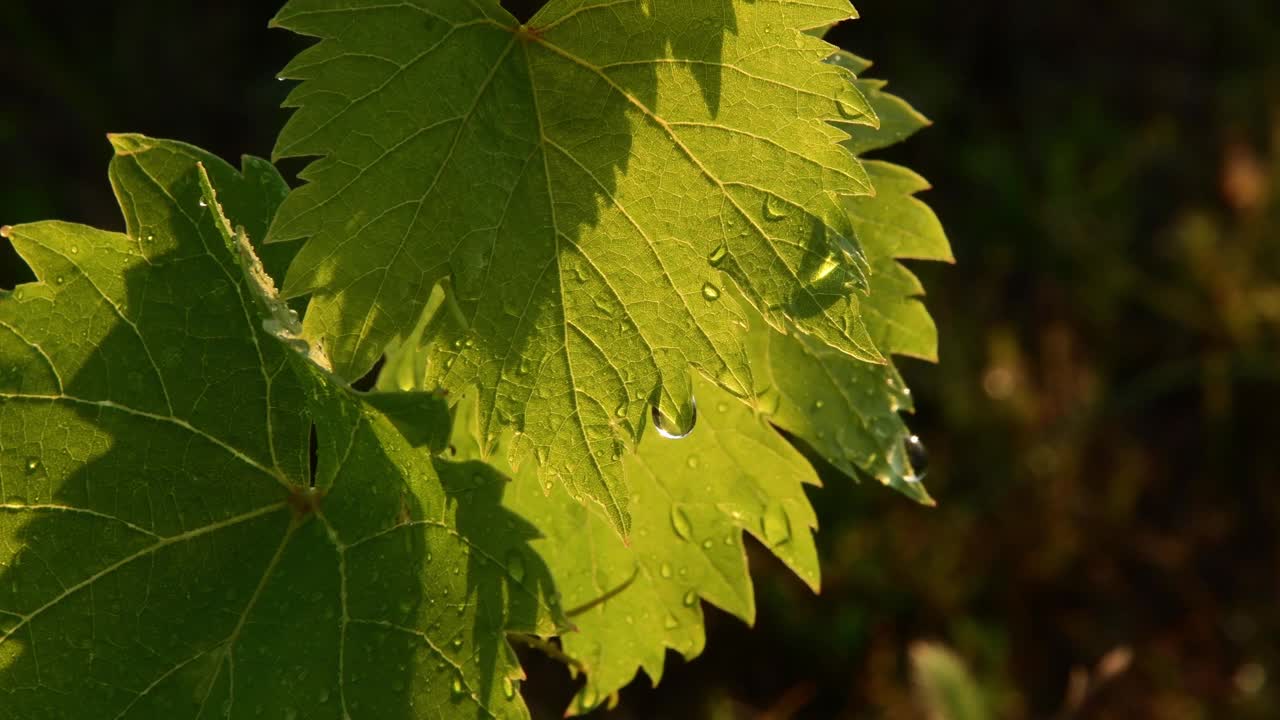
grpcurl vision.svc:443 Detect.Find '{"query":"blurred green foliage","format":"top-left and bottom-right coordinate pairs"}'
top-left (3, 1), bottom-right (1279, 718)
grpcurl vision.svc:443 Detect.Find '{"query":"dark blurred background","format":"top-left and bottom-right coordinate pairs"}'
top-left (3, 1), bottom-right (1278, 718)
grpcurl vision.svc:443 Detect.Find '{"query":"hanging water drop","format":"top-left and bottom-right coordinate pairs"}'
top-left (701, 282), bottom-right (721, 302)
top-left (670, 506), bottom-right (693, 541)
top-left (761, 502), bottom-right (792, 546)
top-left (651, 396), bottom-right (696, 440)
top-left (905, 434), bottom-right (929, 480)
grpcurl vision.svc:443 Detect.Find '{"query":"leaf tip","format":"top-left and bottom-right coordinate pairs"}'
top-left (106, 133), bottom-right (153, 156)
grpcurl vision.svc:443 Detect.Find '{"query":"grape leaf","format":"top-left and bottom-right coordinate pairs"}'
top-left (267, 0), bottom-right (884, 534)
top-left (747, 55), bottom-right (952, 503)
top-left (0, 137), bottom-right (561, 719)
top-left (444, 375), bottom-right (820, 715)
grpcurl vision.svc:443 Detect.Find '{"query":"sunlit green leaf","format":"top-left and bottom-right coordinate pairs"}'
top-left (268, 0), bottom-right (884, 533)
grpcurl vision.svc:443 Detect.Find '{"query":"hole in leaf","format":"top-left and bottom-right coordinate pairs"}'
top-left (350, 355), bottom-right (385, 392)
top-left (500, 0), bottom-right (549, 23)
top-left (308, 423), bottom-right (319, 488)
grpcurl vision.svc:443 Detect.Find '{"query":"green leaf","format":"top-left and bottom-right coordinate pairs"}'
top-left (449, 374), bottom-right (820, 715)
top-left (0, 137), bottom-right (561, 718)
top-left (267, 0), bottom-right (885, 534)
top-left (910, 642), bottom-right (990, 720)
top-left (746, 57), bottom-right (952, 504)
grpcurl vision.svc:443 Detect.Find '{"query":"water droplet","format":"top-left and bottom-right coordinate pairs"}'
top-left (670, 506), bottom-right (693, 541)
top-left (814, 399), bottom-right (825, 410)
top-left (664, 613), bottom-right (680, 629)
top-left (579, 685), bottom-right (599, 711)
top-left (503, 677), bottom-right (516, 700)
top-left (761, 502), bottom-right (792, 546)
top-left (701, 539), bottom-right (713, 549)
top-left (70, 246), bottom-right (79, 254)
top-left (701, 282), bottom-right (720, 302)
top-left (717, 402), bottom-right (728, 414)
top-left (682, 590), bottom-right (697, 607)
top-left (651, 396), bottom-right (697, 440)
top-left (451, 637), bottom-right (463, 651)
top-left (723, 534), bottom-right (734, 546)
top-left (23, 458), bottom-right (40, 475)
top-left (451, 673), bottom-right (466, 698)
top-left (764, 194), bottom-right (790, 220)
top-left (660, 562), bottom-right (673, 578)
top-left (505, 550), bottom-right (526, 584)
top-left (543, 480), bottom-right (553, 492)
top-left (835, 85), bottom-right (869, 120)
top-left (708, 242), bottom-right (728, 267)
top-left (905, 434), bottom-right (929, 480)
top-left (685, 455), bottom-right (699, 469)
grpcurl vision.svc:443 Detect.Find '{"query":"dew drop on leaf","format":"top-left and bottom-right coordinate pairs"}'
top-left (835, 84), bottom-right (869, 120)
top-left (707, 242), bottom-right (728, 267)
top-left (669, 506), bottom-right (693, 542)
top-left (502, 677), bottom-right (516, 700)
top-left (764, 194), bottom-right (789, 220)
top-left (761, 502), bottom-right (791, 546)
top-left (651, 397), bottom-right (696, 440)
top-left (505, 549), bottom-right (526, 584)
top-left (23, 458), bottom-right (40, 475)
top-left (700, 539), bottom-right (713, 549)
top-left (579, 685), bottom-right (599, 711)
top-left (450, 673), bottom-right (465, 698)
top-left (685, 455), bottom-right (699, 469)
top-left (905, 434), bottom-right (929, 480)
top-left (682, 590), bottom-right (697, 607)
top-left (813, 399), bottom-right (825, 410)
top-left (659, 562), bottom-right (672, 578)
top-left (701, 282), bottom-right (720, 302)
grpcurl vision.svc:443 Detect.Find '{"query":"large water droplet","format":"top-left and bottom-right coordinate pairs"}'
top-left (761, 502), bottom-right (792, 546)
top-left (682, 590), bottom-right (697, 607)
top-left (451, 673), bottom-right (466, 698)
top-left (708, 242), bottom-right (728, 267)
top-left (835, 84), bottom-right (869, 120)
top-left (701, 282), bottom-right (721, 302)
top-left (670, 506), bottom-right (693, 541)
top-left (764, 194), bottom-right (790, 220)
top-left (905, 434), bottom-right (929, 480)
top-left (652, 397), bottom-right (696, 440)
top-left (503, 677), bottom-right (517, 700)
